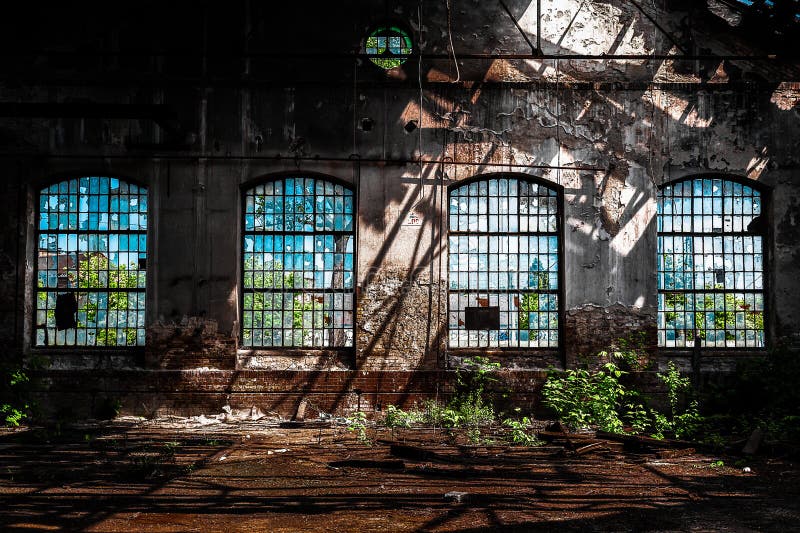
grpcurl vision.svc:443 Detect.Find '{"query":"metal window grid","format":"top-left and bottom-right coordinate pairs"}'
top-left (657, 178), bottom-right (765, 348)
top-left (35, 177), bottom-right (147, 347)
top-left (242, 177), bottom-right (355, 348)
top-left (448, 177), bottom-right (561, 348)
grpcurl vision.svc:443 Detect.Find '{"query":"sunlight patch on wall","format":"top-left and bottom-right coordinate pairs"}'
top-left (650, 91), bottom-right (714, 128)
top-left (746, 147), bottom-right (770, 180)
top-left (770, 82), bottom-right (800, 111)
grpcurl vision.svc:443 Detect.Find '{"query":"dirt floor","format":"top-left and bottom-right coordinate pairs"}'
top-left (1, 417), bottom-right (798, 532)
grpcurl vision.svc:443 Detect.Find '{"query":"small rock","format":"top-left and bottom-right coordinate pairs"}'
top-left (444, 491), bottom-right (470, 503)
top-left (742, 428), bottom-right (763, 455)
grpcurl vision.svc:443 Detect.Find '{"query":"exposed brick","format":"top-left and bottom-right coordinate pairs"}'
top-left (145, 317), bottom-right (235, 370)
top-left (564, 304), bottom-right (657, 368)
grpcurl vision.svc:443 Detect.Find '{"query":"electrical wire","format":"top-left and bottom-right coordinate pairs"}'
top-left (446, 0), bottom-right (461, 82)
top-left (417, 2), bottom-right (425, 206)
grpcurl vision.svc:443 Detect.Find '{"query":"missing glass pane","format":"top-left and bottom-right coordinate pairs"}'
top-left (243, 177), bottom-right (355, 348)
top-left (35, 177), bottom-right (148, 347)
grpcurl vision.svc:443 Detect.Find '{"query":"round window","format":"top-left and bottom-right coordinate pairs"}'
top-left (364, 26), bottom-right (413, 69)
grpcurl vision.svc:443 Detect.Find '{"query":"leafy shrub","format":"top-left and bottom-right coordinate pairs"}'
top-left (542, 357), bottom-right (703, 438)
top-left (541, 362), bottom-right (628, 433)
top-left (502, 414), bottom-right (542, 446)
top-left (1, 364), bottom-right (30, 427)
top-left (383, 405), bottom-right (422, 429)
top-left (346, 410), bottom-right (370, 444)
top-left (704, 346), bottom-right (800, 442)
top-left (654, 361), bottom-right (702, 439)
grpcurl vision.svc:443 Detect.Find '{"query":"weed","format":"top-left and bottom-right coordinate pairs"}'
top-left (1, 404), bottom-right (27, 427)
top-left (704, 346), bottom-right (800, 442)
top-left (623, 401), bottom-right (651, 434)
top-left (346, 411), bottom-right (371, 445)
top-left (654, 361), bottom-right (702, 439)
top-left (606, 331), bottom-right (652, 371)
top-left (1, 365), bottom-right (30, 427)
top-left (162, 441), bottom-right (181, 460)
top-left (542, 353), bottom-right (705, 438)
top-left (383, 405), bottom-right (423, 429)
top-left (378, 358), bottom-right (503, 443)
top-left (502, 414), bottom-right (542, 446)
top-left (709, 460), bottom-right (725, 468)
top-left (541, 362), bottom-right (628, 433)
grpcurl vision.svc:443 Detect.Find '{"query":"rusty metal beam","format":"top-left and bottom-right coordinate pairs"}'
top-left (498, 0), bottom-right (540, 56)
top-left (0, 151), bottom-right (604, 171)
top-left (0, 51), bottom-right (793, 61)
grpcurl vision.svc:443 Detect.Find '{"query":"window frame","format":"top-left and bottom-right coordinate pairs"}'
top-left (446, 173), bottom-right (565, 355)
top-left (239, 172), bottom-right (357, 353)
top-left (656, 173), bottom-right (771, 353)
top-left (30, 174), bottom-right (150, 352)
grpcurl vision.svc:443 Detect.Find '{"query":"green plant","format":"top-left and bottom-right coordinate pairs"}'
top-left (709, 460), bottom-right (725, 468)
top-left (502, 414), bottom-right (542, 446)
top-left (541, 362), bottom-right (628, 433)
top-left (1, 404), bottom-right (26, 427)
top-left (657, 361), bottom-right (702, 439)
top-left (623, 400), bottom-right (651, 434)
top-left (1, 364), bottom-right (30, 427)
top-left (346, 411), bottom-right (370, 444)
top-left (384, 405), bottom-right (423, 429)
top-left (380, 358), bottom-right (502, 442)
top-left (162, 441), bottom-right (181, 460)
top-left (607, 332), bottom-right (651, 370)
top-left (453, 357), bottom-right (500, 408)
top-left (444, 357), bottom-right (502, 442)
top-left (704, 346), bottom-right (800, 443)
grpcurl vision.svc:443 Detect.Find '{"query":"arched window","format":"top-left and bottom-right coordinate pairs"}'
top-left (448, 176), bottom-right (561, 348)
top-left (35, 177), bottom-right (148, 347)
top-left (242, 176), bottom-right (355, 348)
top-left (657, 177), bottom-right (766, 348)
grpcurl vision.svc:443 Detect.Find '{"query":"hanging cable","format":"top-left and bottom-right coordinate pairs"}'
top-left (417, 2), bottom-right (425, 206)
top-left (352, 57), bottom-right (358, 157)
top-left (446, 0), bottom-right (461, 82)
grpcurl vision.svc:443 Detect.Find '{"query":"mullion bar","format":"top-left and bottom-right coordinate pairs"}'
top-left (449, 289), bottom-right (559, 294)
top-left (449, 231), bottom-right (558, 236)
top-left (39, 288), bottom-right (146, 293)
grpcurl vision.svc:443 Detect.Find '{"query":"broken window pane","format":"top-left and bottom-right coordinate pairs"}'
top-left (657, 177), bottom-right (764, 348)
top-left (448, 176), bottom-right (560, 348)
top-left (242, 177), bottom-right (355, 348)
top-left (35, 177), bottom-right (147, 347)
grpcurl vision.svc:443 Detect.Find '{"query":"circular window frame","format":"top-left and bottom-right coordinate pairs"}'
top-left (363, 24), bottom-right (414, 70)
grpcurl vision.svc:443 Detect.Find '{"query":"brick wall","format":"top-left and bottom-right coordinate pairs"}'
top-left (564, 303), bottom-right (658, 368)
top-left (145, 317), bottom-right (235, 370)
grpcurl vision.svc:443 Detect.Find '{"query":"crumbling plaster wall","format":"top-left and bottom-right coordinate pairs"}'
top-left (0, 1), bottom-right (798, 418)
